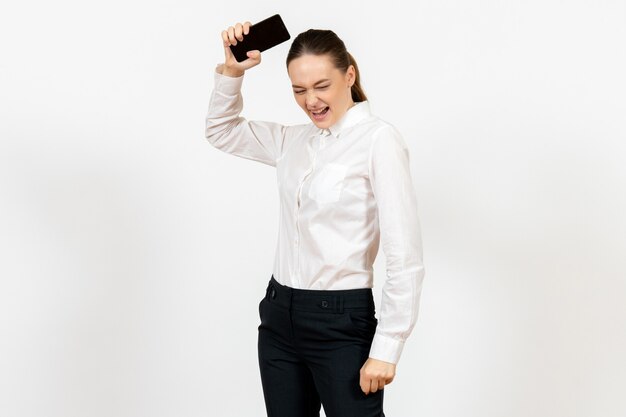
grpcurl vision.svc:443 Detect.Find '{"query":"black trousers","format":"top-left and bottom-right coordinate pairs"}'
top-left (257, 275), bottom-right (385, 417)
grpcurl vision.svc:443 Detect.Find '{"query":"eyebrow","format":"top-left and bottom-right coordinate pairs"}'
top-left (291, 79), bottom-right (331, 89)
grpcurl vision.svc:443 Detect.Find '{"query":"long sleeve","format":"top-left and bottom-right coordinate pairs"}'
top-left (204, 69), bottom-right (292, 167)
top-left (367, 124), bottom-right (426, 365)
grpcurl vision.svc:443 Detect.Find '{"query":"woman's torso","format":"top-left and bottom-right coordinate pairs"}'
top-left (273, 101), bottom-right (390, 290)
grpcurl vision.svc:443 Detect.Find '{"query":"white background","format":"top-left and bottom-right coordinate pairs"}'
top-left (1, 1), bottom-right (625, 416)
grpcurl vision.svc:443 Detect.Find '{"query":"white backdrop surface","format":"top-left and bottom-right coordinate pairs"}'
top-left (1, 1), bottom-right (625, 416)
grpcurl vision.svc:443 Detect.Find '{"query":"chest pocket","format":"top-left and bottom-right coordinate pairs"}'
top-left (308, 162), bottom-right (349, 204)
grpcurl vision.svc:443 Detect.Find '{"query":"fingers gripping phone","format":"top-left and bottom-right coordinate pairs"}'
top-left (229, 14), bottom-right (291, 62)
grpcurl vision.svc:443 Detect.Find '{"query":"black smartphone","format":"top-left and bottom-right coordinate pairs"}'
top-left (229, 14), bottom-right (291, 62)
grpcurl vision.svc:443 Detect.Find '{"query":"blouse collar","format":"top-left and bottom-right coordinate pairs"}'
top-left (315, 100), bottom-right (371, 138)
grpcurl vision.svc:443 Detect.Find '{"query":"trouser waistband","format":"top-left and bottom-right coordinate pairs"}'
top-left (264, 275), bottom-right (375, 314)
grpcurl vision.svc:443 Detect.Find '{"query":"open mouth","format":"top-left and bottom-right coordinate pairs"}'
top-left (310, 106), bottom-right (330, 121)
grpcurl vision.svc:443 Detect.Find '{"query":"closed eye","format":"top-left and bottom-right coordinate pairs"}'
top-left (293, 85), bottom-right (330, 95)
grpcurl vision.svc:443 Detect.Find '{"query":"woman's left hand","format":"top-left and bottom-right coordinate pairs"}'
top-left (359, 357), bottom-right (396, 394)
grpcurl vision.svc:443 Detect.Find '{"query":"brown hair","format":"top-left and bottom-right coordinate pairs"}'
top-left (286, 29), bottom-right (368, 102)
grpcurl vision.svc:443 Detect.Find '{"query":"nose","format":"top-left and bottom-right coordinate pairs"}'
top-left (305, 90), bottom-right (319, 108)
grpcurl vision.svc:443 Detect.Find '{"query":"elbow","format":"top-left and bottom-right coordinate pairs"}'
top-left (204, 125), bottom-right (217, 145)
top-left (204, 119), bottom-right (226, 147)
top-left (204, 114), bottom-right (242, 148)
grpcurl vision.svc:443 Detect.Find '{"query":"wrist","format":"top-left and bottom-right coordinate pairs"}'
top-left (222, 66), bottom-right (245, 78)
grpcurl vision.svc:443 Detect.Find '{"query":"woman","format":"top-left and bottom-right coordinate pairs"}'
top-left (205, 20), bottom-right (425, 417)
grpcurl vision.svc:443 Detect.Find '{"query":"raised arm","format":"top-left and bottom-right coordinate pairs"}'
top-left (204, 21), bottom-right (291, 167)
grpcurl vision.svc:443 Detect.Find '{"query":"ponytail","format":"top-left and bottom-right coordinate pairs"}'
top-left (347, 52), bottom-right (367, 102)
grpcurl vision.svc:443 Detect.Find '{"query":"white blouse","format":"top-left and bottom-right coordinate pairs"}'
top-left (205, 69), bottom-right (425, 365)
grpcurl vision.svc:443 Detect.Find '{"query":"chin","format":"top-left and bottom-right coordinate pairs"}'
top-left (310, 115), bottom-right (333, 125)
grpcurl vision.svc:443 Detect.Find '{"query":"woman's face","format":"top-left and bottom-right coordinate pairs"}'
top-left (287, 54), bottom-right (356, 129)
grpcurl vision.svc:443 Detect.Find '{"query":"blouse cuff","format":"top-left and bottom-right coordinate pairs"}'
top-left (213, 68), bottom-right (244, 96)
top-left (368, 332), bottom-right (405, 365)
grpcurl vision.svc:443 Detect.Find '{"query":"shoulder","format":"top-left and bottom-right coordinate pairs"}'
top-left (358, 104), bottom-right (405, 143)
top-left (368, 117), bottom-right (408, 151)
top-left (366, 117), bottom-right (411, 175)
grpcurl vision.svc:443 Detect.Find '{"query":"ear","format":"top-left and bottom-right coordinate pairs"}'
top-left (346, 65), bottom-right (356, 87)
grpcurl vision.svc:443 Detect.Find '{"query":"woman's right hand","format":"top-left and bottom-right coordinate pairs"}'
top-left (216, 21), bottom-right (262, 77)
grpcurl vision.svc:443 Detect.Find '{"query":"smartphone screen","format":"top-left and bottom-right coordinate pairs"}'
top-left (229, 14), bottom-right (291, 62)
